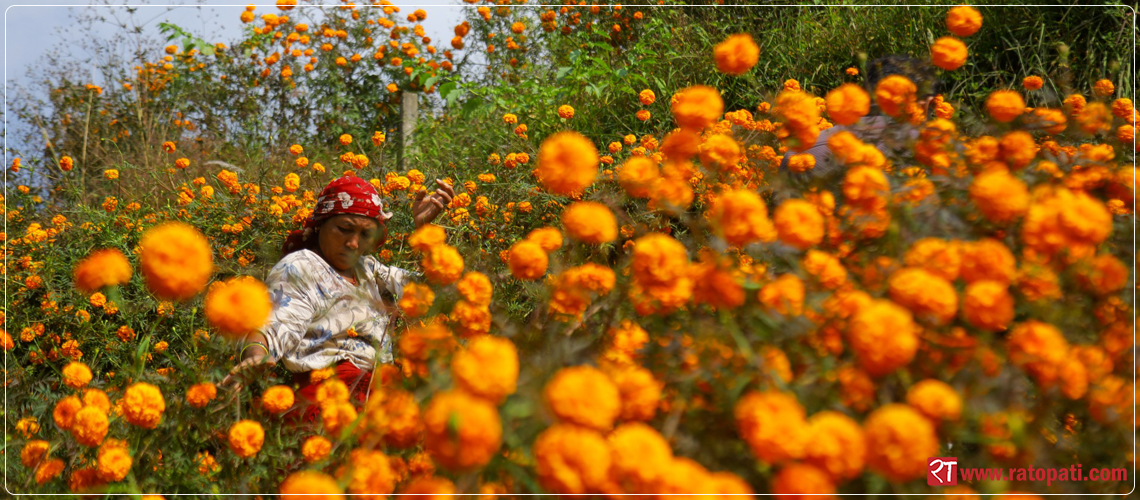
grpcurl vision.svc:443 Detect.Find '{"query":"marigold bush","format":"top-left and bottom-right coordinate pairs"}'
top-left (3, 2), bottom-right (1134, 497)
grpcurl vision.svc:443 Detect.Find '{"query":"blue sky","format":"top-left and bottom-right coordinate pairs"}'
top-left (2, 1), bottom-right (466, 155)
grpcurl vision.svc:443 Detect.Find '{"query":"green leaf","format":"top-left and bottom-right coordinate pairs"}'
top-left (424, 76), bottom-right (439, 90)
top-left (438, 81), bottom-right (457, 99)
top-left (555, 66), bottom-right (572, 79)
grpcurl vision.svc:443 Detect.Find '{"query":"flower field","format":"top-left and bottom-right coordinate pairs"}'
top-left (3, 1), bottom-right (1136, 497)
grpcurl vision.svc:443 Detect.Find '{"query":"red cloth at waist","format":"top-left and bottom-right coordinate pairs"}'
top-left (288, 359), bottom-right (372, 425)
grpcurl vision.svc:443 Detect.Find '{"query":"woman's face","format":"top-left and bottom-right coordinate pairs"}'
top-left (317, 214), bottom-right (382, 272)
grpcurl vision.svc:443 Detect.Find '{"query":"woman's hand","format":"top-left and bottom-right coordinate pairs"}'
top-left (220, 345), bottom-right (273, 394)
top-left (412, 179), bottom-right (456, 228)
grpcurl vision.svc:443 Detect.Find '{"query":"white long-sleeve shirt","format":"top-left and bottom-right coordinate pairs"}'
top-left (260, 249), bottom-right (411, 373)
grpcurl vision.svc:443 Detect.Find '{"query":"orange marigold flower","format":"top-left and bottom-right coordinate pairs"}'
top-left (186, 382), bottom-right (217, 408)
top-left (874, 75), bottom-right (917, 119)
top-left (825, 83), bottom-right (870, 126)
top-left (449, 299), bottom-right (491, 338)
top-left (400, 476), bottom-right (456, 496)
top-left (536, 131), bottom-right (598, 196)
top-left (73, 248), bottom-right (132, 294)
top-left (339, 134), bottom-right (352, 146)
top-left (618, 156), bottom-right (660, 198)
top-left (279, 470), bottom-right (344, 498)
top-left (931, 36), bottom-right (968, 70)
top-left (605, 364), bottom-right (660, 422)
top-left (772, 464), bottom-right (835, 497)
top-left (62, 361), bottom-right (93, 389)
top-left (609, 422), bottom-right (672, 493)
top-left (1092, 78), bottom-right (1114, 97)
top-left (422, 245), bottom-right (465, 285)
top-left (162, 141), bottom-right (176, 153)
top-left (707, 189), bottom-right (777, 246)
top-left (690, 260), bottom-right (745, 311)
top-left (638, 89), bottom-right (655, 105)
top-left (804, 411), bottom-right (866, 481)
top-left (1007, 320), bottom-right (1069, 387)
top-left (422, 390), bottom-right (502, 470)
top-left (671, 85), bottom-right (723, 131)
top-left (122, 382), bottom-right (166, 429)
top-left (359, 388), bottom-right (423, 449)
top-left (1077, 101), bottom-right (1112, 135)
top-left (338, 448), bottom-right (395, 496)
top-left (508, 240), bottom-right (548, 280)
top-left (960, 238), bottom-right (1015, 284)
top-left (986, 90), bottom-right (1025, 123)
top-left (261, 385), bottom-right (295, 414)
top-left (907, 379), bottom-right (962, 422)
top-left (713, 33), bottom-right (759, 76)
top-left (774, 199), bottom-right (824, 250)
top-left (946, 5), bottom-right (983, 37)
top-left (534, 423), bottom-right (614, 495)
top-left (963, 280), bottom-right (1014, 331)
top-left (399, 283), bottom-right (435, 318)
top-left (408, 224), bottom-right (446, 252)
top-left (557, 104), bottom-right (575, 119)
top-left (139, 222), bottom-right (213, 301)
top-left (802, 250), bottom-right (847, 289)
top-left (526, 227), bottom-right (563, 253)
top-left (863, 404), bottom-right (939, 481)
top-left (888, 267), bottom-right (958, 325)
top-left (848, 299), bottom-right (919, 376)
top-left (561, 201), bottom-right (617, 244)
top-left (970, 168), bottom-right (1029, 223)
top-left (21, 440), bottom-right (50, 468)
top-left (787, 153), bottom-right (816, 173)
top-left (96, 444), bottom-right (131, 482)
top-left (452, 336), bottom-right (518, 404)
top-left (544, 365), bottom-right (620, 431)
top-left (228, 419), bottom-right (265, 458)
top-left (301, 435), bottom-right (332, 463)
top-left (71, 406), bottom-right (109, 447)
top-left (698, 134), bottom-right (742, 169)
top-left (774, 89), bottom-right (822, 152)
top-left (35, 458), bottom-right (65, 485)
top-left (1023, 75), bottom-right (1044, 90)
top-left (204, 276), bottom-right (271, 338)
top-left (734, 391), bottom-right (808, 464)
top-left (53, 396), bottom-right (83, 430)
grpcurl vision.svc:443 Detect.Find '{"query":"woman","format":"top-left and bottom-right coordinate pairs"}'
top-left (221, 174), bottom-right (454, 421)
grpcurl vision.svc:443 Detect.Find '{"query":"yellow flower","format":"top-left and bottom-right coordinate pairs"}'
top-left (422, 390), bottom-right (502, 470)
top-left (204, 276), bottom-right (271, 338)
top-left (122, 382), bottom-right (166, 429)
top-left (535, 131), bottom-right (598, 196)
top-left (62, 361), bottom-right (93, 389)
top-left (863, 404), bottom-right (939, 482)
top-left (544, 365), bottom-right (621, 431)
top-left (713, 33), bottom-right (759, 75)
top-left (734, 391), bottom-right (808, 464)
top-left (561, 201), bottom-right (617, 244)
top-left (452, 335), bottom-right (518, 403)
top-left (139, 222), bottom-right (213, 301)
top-left (103, 169), bottom-right (119, 180)
top-left (228, 419), bottom-right (265, 458)
top-left (73, 248), bottom-right (132, 294)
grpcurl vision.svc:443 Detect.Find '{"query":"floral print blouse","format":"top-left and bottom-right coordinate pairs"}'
top-left (260, 249), bottom-right (412, 373)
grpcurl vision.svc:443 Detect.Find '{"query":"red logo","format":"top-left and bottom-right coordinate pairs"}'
top-left (928, 457), bottom-right (957, 486)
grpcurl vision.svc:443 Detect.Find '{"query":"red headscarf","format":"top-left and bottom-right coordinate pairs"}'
top-left (282, 175), bottom-right (393, 256)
